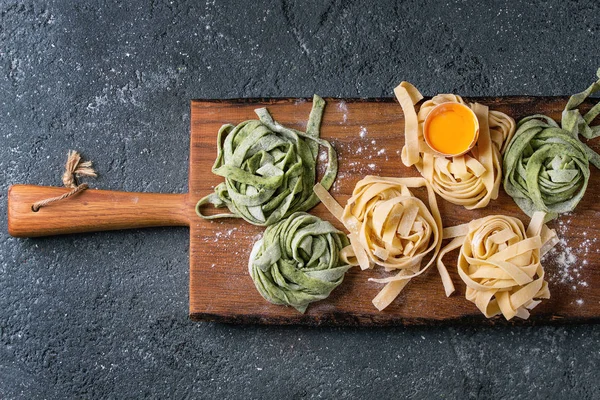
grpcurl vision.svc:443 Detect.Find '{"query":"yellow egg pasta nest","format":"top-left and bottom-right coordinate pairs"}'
top-left (314, 176), bottom-right (450, 311)
top-left (394, 82), bottom-right (515, 209)
top-left (438, 212), bottom-right (558, 320)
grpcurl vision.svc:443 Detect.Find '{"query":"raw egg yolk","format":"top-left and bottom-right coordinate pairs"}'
top-left (425, 103), bottom-right (477, 155)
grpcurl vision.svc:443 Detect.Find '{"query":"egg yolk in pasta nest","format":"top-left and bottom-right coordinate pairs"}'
top-left (424, 102), bottom-right (479, 156)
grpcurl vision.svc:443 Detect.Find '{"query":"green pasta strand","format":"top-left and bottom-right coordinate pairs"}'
top-left (196, 95), bottom-right (337, 226)
top-left (248, 212), bottom-right (352, 313)
top-left (503, 69), bottom-right (600, 220)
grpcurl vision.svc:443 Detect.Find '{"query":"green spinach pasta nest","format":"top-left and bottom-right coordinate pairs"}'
top-left (503, 115), bottom-right (590, 219)
top-left (196, 95), bottom-right (337, 226)
top-left (248, 212), bottom-right (353, 313)
top-left (503, 69), bottom-right (600, 220)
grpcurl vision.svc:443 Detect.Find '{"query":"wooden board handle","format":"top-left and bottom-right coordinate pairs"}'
top-left (7, 184), bottom-right (189, 237)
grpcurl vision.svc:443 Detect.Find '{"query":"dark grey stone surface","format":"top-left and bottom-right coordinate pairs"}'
top-left (1, 0), bottom-right (600, 398)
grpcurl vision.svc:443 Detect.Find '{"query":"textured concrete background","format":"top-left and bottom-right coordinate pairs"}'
top-left (1, 0), bottom-right (600, 398)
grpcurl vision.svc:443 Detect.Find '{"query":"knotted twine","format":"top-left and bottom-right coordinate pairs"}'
top-left (503, 68), bottom-right (600, 220)
top-left (31, 150), bottom-right (97, 211)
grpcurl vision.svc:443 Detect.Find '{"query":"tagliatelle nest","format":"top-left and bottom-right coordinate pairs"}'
top-left (395, 82), bottom-right (516, 209)
top-left (248, 212), bottom-right (353, 313)
top-left (438, 212), bottom-right (558, 320)
top-left (196, 95), bottom-right (337, 226)
top-left (314, 176), bottom-right (449, 311)
top-left (503, 69), bottom-right (600, 221)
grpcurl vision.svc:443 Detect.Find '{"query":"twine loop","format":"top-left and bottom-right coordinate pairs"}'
top-left (32, 151), bottom-right (97, 212)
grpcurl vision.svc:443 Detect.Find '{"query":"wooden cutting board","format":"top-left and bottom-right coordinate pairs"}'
top-left (7, 96), bottom-right (600, 325)
top-left (188, 97), bottom-right (600, 325)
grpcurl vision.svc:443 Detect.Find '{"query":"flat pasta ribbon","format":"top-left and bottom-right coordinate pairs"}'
top-left (314, 176), bottom-right (450, 311)
top-left (196, 95), bottom-right (338, 226)
top-left (248, 212), bottom-right (353, 313)
top-left (438, 212), bottom-right (558, 320)
top-left (503, 68), bottom-right (600, 220)
top-left (394, 82), bottom-right (516, 209)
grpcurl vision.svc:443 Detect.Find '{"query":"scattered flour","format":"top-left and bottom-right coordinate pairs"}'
top-left (337, 133), bottom-right (390, 164)
top-left (359, 126), bottom-right (367, 138)
top-left (203, 227), bottom-right (262, 266)
top-left (338, 101), bottom-right (348, 123)
top-left (213, 227), bottom-right (238, 242)
top-left (542, 215), bottom-right (596, 292)
top-left (330, 130), bottom-right (397, 191)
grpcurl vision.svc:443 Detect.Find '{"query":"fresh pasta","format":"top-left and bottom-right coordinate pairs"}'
top-left (248, 212), bottom-right (353, 313)
top-left (196, 95), bottom-right (338, 226)
top-left (438, 212), bottom-right (558, 320)
top-left (503, 69), bottom-right (600, 220)
top-left (394, 82), bottom-right (516, 209)
top-left (314, 176), bottom-right (450, 311)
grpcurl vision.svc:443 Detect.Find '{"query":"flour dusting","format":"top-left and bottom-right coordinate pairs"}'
top-left (359, 126), bottom-right (367, 138)
top-left (542, 215), bottom-right (596, 292)
top-left (213, 227), bottom-right (239, 242)
top-left (338, 101), bottom-right (348, 123)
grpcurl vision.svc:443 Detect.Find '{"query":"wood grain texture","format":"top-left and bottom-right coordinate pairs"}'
top-left (7, 184), bottom-right (189, 237)
top-left (189, 96), bottom-right (600, 326)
